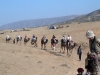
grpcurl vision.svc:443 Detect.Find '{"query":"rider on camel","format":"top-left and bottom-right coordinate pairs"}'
top-left (17, 34), bottom-right (20, 40)
top-left (62, 35), bottom-right (66, 42)
top-left (51, 35), bottom-right (57, 51)
top-left (67, 35), bottom-right (72, 46)
top-left (32, 34), bottom-right (36, 41)
top-left (42, 35), bottom-right (46, 42)
top-left (6, 34), bottom-right (10, 40)
top-left (52, 34), bottom-right (56, 39)
top-left (52, 35), bottom-right (56, 43)
top-left (24, 34), bottom-right (28, 40)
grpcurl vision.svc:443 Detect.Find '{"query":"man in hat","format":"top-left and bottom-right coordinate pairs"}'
top-left (86, 30), bottom-right (100, 54)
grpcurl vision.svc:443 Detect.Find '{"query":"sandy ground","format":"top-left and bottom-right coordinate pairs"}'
top-left (0, 21), bottom-right (100, 75)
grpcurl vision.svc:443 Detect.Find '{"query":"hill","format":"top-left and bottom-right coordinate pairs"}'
top-left (0, 15), bottom-right (78, 30)
top-left (55, 9), bottom-right (100, 25)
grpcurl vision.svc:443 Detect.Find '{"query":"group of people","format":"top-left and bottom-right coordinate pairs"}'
top-left (77, 30), bottom-right (100, 75)
top-left (25, 34), bottom-right (72, 47)
top-left (77, 30), bottom-right (100, 60)
top-left (6, 30), bottom-right (100, 74)
top-left (62, 35), bottom-right (72, 46)
top-left (6, 30), bottom-right (100, 55)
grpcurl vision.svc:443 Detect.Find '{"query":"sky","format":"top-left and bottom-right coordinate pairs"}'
top-left (0, 0), bottom-right (100, 26)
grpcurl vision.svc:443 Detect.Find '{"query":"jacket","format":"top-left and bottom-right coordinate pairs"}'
top-left (89, 36), bottom-right (100, 53)
top-left (77, 47), bottom-right (82, 54)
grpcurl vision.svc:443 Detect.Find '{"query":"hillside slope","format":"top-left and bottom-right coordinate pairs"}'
top-left (0, 15), bottom-right (78, 30)
top-left (54, 9), bottom-right (100, 25)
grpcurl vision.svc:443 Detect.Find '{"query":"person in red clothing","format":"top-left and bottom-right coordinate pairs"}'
top-left (77, 68), bottom-right (84, 75)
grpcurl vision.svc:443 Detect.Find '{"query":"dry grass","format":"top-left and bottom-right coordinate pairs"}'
top-left (0, 21), bottom-right (100, 75)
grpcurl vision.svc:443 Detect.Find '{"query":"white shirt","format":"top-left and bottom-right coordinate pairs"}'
top-left (67, 36), bottom-right (72, 41)
top-left (17, 35), bottom-right (20, 39)
top-left (6, 35), bottom-right (10, 39)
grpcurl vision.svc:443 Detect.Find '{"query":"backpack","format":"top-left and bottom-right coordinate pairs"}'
top-left (86, 53), bottom-right (99, 72)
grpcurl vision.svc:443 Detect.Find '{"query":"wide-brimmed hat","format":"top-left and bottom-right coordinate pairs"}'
top-left (86, 30), bottom-right (95, 38)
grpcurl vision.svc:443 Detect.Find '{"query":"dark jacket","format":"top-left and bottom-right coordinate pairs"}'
top-left (77, 47), bottom-right (82, 54)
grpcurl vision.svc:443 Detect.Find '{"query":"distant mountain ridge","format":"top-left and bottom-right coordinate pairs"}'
top-left (64, 9), bottom-right (100, 24)
top-left (0, 15), bottom-right (79, 30)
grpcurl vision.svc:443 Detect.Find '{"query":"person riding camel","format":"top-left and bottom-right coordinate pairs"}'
top-left (52, 35), bottom-right (57, 51)
top-left (86, 30), bottom-right (100, 54)
top-left (52, 35), bottom-right (56, 39)
top-left (62, 35), bottom-right (66, 42)
top-left (24, 34), bottom-right (28, 40)
top-left (42, 35), bottom-right (46, 42)
top-left (32, 34), bottom-right (36, 41)
top-left (6, 34), bottom-right (10, 40)
top-left (52, 35), bottom-right (56, 43)
top-left (67, 35), bottom-right (72, 46)
top-left (17, 34), bottom-right (20, 40)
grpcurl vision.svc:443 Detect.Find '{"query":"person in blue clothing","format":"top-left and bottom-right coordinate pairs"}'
top-left (32, 34), bottom-right (36, 41)
top-left (77, 45), bottom-right (82, 61)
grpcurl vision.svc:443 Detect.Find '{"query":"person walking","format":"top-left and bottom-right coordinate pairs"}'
top-left (86, 30), bottom-right (100, 54)
top-left (77, 45), bottom-right (82, 61)
top-left (86, 30), bottom-right (100, 75)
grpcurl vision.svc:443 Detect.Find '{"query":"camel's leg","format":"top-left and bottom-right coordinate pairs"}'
top-left (34, 43), bottom-right (36, 47)
top-left (35, 43), bottom-right (38, 47)
top-left (41, 44), bottom-right (43, 49)
top-left (24, 41), bottom-right (27, 46)
top-left (53, 46), bottom-right (56, 51)
top-left (20, 40), bottom-right (21, 45)
top-left (67, 49), bottom-right (68, 55)
top-left (63, 46), bottom-right (65, 54)
top-left (53, 45), bottom-right (56, 51)
top-left (6, 40), bottom-right (7, 43)
top-left (51, 44), bottom-right (52, 49)
top-left (60, 45), bottom-right (62, 53)
top-left (66, 47), bottom-right (68, 55)
top-left (24, 42), bottom-right (26, 44)
top-left (16, 39), bottom-right (18, 44)
top-left (44, 44), bottom-right (46, 49)
top-left (51, 44), bottom-right (53, 50)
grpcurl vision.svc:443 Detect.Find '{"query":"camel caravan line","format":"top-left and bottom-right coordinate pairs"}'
top-left (5, 34), bottom-right (78, 56)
